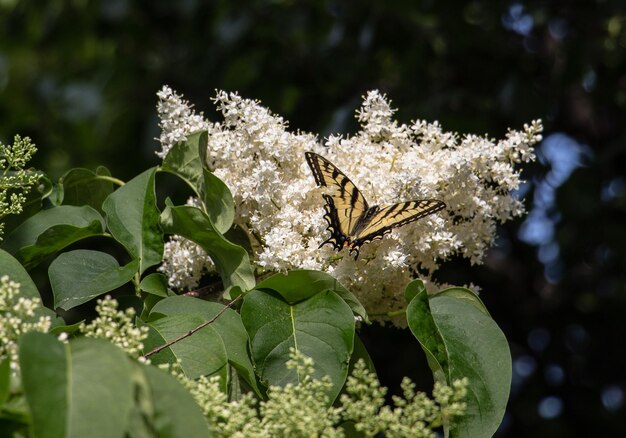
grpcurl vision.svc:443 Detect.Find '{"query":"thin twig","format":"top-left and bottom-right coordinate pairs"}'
top-left (141, 294), bottom-right (243, 359)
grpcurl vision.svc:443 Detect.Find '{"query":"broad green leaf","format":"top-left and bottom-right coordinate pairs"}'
top-left (149, 295), bottom-right (261, 396)
top-left (256, 270), bottom-right (369, 323)
top-left (145, 314), bottom-right (228, 380)
top-left (142, 364), bottom-right (210, 437)
top-left (200, 167), bottom-right (234, 234)
top-left (49, 249), bottom-right (138, 310)
top-left (241, 289), bottom-right (355, 402)
top-left (160, 131), bottom-right (207, 193)
top-left (70, 338), bottom-right (135, 437)
top-left (407, 288), bottom-right (512, 438)
top-left (19, 334), bottom-right (135, 438)
top-left (102, 167), bottom-right (163, 274)
top-left (139, 273), bottom-right (170, 297)
top-left (436, 287), bottom-right (491, 317)
top-left (19, 333), bottom-right (68, 438)
top-left (160, 205), bottom-right (255, 295)
top-left (406, 288), bottom-right (447, 383)
top-left (58, 167), bottom-right (114, 213)
top-left (1, 205), bottom-right (105, 269)
top-left (0, 248), bottom-right (56, 320)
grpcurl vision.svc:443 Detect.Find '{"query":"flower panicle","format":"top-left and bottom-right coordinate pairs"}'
top-left (156, 86), bottom-right (542, 324)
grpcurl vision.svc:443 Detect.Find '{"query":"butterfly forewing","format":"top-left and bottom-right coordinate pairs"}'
top-left (305, 152), bottom-right (369, 237)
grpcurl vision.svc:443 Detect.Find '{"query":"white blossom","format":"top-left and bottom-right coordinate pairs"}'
top-left (0, 275), bottom-right (51, 375)
top-left (156, 87), bottom-right (542, 322)
top-left (79, 295), bottom-right (149, 357)
top-left (156, 86), bottom-right (211, 158)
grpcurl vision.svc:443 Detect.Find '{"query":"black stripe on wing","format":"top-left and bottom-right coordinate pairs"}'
top-left (353, 200), bottom-right (446, 247)
top-left (305, 152), bottom-right (369, 237)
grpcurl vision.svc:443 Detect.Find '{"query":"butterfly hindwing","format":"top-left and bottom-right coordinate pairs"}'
top-left (305, 152), bottom-right (446, 259)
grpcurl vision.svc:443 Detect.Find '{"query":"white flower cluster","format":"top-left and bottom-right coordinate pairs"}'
top-left (0, 275), bottom-right (51, 375)
top-left (158, 198), bottom-right (216, 290)
top-left (79, 296), bottom-right (149, 357)
top-left (155, 86), bottom-right (210, 159)
top-left (156, 87), bottom-right (542, 321)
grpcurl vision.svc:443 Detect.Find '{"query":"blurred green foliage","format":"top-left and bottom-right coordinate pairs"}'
top-left (1, 1), bottom-right (626, 436)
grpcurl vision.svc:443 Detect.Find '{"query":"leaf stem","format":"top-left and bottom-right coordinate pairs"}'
top-left (368, 308), bottom-right (406, 318)
top-left (141, 294), bottom-right (243, 359)
top-left (96, 175), bottom-right (125, 187)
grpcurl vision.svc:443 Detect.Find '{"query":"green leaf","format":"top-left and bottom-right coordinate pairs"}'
top-left (160, 131), bottom-right (207, 193)
top-left (160, 205), bottom-right (255, 296)
top-left (223, 224), bottom-right (253, 256)
top-left (145, 313), bottom-right (228, 380)
top-left (49, 249), bottom-right (138, 310)
top-left (407, 288), bottom-right (512, 438)
top-left (139, 273), bottom-right (170, 297)
top-left (1, 205), bottom-right (105, 269)
top-left (0, 248), bottom-right (55, 320)
top-left (406, 287), bottom-right (447, 383)
top-left (404, 278), bottom-right (425, 303)
top-left (142, 364), bottom-right (210, 437)
top-left (19, 334), bottom-right (135, 438)
top-left (200, 167), bottom-right (235, 234)
top-left (0, 358), bottom-right (10, 407)
top-left (349, 335), bottom-right (377, 376)
top-left (256, 270), bottom-right (369, 323)
top-left (58, 167), bottom-right (114, 213)
top-left (48, 321), bottom-right (83, 336)
top-left (102, 167), bottom-right (163, 274)
top-left (149, 295), bottom-right (261, 396)
top-left (241, 289), bottom-right (355, 402)
top-left (436, 287), bottom-right (491, 317)
top-left (19, 333), bottom-right (68, 438)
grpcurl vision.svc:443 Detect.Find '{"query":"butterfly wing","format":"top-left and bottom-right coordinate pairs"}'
top-left (352, 199), bottom-right (446, 248)
top-left (305, 151), bottom-right (446, 259)
top-left (305, 152), bottom-right (369, 249)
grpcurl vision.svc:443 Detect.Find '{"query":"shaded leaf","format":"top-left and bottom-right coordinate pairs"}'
top-left (256, 270), bottom-right (369, 323)
top-left (0, 248), bottom-right (55, 320)
top-left (139, 273), bottom-right (170, 297)
top-left (407, 288), bottom-right (512, 438)
top-left (58, 167), bottom-right (114, 213)
top-left (142, 365), bottom-right (210, 437)
top-left (1, 205), bottom-right (105, 269)
top-left (102, 167), bottom-right (163, 274)
top-left (145, 313), bottom-right (228, 381)
top-left (19, 334), bottom-right (135, 438)
top-left (149, 295), bottom-right (261, 396)
top-left (160, 131), bottom-right (206, 193)
top-left (200, 167), bottom-right (234, 234)
top-left (0, 358), bottom-right (10, 407)
top-left (241, 289), bottom-right (355, 402)
top-left (49, 249), bottom-right (138, 310)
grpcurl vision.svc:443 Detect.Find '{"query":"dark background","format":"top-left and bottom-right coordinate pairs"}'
top-left (2, 1), bottom-right (625, 436)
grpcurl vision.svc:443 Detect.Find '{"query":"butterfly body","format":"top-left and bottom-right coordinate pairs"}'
top-left (305, 152), bottom-right (446, 259)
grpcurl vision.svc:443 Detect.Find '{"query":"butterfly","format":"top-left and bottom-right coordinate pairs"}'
top-left (305, 152), bottom-right (446, 260)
